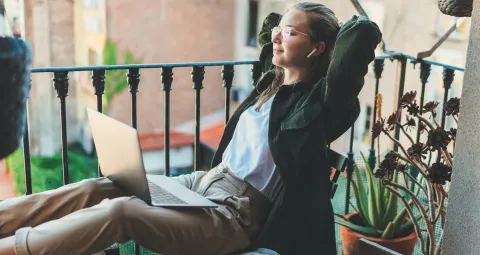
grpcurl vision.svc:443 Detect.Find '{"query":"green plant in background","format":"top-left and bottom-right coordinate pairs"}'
top-left (101, 40), bottom-right (140, 112)
top-left (6, 145), bottom-right (98, 194)
top-left (335, 152), bottom-right (416, 239)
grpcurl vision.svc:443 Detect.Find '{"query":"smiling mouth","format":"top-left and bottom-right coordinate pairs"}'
top-left (273, 49), bottom-right (283, 53)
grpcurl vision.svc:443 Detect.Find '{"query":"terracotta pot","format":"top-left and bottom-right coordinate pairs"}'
top-left (339, 212), bottom-right (417, 255)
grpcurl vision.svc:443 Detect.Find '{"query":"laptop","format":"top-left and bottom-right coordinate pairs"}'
top-left (86, 108), bottom-right (218, 208)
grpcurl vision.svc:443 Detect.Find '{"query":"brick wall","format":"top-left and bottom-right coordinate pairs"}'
top-left (105, 0), bottom-right (236, 133)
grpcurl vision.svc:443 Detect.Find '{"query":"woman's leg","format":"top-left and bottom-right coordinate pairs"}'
top-left (12, 196), bottom-right (250, 255)
top-left (0, 177), bottom-right (127, 238)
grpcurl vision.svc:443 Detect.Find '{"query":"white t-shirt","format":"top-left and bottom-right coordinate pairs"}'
top-left (222, 96), bottom-right (281, 198)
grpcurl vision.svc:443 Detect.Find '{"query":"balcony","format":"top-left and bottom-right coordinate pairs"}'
top-left (0, 50), bottom-right (463, 254)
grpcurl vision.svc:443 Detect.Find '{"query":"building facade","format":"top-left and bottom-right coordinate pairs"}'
top-left (22, 0), bottom-right (236, 158)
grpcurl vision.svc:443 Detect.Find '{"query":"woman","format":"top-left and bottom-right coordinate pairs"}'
top-left (0, 2), bottom-right (381, 255)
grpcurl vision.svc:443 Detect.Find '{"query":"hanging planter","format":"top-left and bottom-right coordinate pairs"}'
top-left (0, 36), bottom-right (32, 159)
top-left (438, 0), bottom-right (472, 17)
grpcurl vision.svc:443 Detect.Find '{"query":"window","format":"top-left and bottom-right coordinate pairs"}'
top-left (83, 0), bottom-right (100, 9)
top-left (83, 16), bottom-right (101, 32)
top-left (246, 0), bottom-right (258, 47)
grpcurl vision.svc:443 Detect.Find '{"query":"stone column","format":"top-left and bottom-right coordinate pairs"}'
top-left (441, 0), bottom-right (480, 254)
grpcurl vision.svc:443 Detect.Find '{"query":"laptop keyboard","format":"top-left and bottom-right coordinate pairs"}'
top-left (147, 179), bottom-right (188, 205)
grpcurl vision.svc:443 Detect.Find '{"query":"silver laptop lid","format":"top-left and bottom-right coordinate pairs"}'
top-left (86, 108), bottom-right (152, 205)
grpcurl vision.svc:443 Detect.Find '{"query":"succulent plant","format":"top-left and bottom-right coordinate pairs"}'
top-left (335, 152), bottom-right (415, 240)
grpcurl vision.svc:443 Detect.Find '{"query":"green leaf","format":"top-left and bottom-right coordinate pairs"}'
top-left (380, 172), bottom-right (398, 229)
top-left (124, 51), bottom-right (140, 64)
top-left (351, 179), bottom-right (374, 228)
top-left (334, 217), bottom-right (381, 237)
top-left (361, 153), bottom-right (386, 228)
top-left (360, 152), bottom-right (380, 227)
top-left (381, 222), bottom-right (395, 240)
top-left (396, 219), bottom-right (415, 238)
top-left (101, 40), bottom-right (141, 110)
top-left (353, 163), bottom-right (370, 225)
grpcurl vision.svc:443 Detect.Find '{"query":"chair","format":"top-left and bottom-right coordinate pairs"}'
top-left (327, 147), bottom-right (349, 199)
top-left (358, 238), bottom-right (402, 255)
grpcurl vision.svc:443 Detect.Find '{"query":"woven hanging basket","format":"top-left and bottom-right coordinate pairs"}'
top-left (438, 0), bottom-right (473, 17)
top-left (0, 37), bottom-right (32, 159)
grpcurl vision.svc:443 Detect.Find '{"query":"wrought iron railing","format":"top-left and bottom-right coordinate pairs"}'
top-left (25, 61), bottom-right (260, 192)
top-left (335, 53), bottom-right (464, 216)
top-left (19, 55), bottom-right (463, 254)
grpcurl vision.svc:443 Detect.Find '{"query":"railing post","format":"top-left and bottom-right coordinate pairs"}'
top-left (222, 65), bottom-right (234, 125)
top-left (393, 56), bottom-right (407, 152)
top-left (191, 66), bottom-right (205, 171)
top-left (417, 62), bottom-right (432, 143)
top-left (127, 68), bottom-right (142, 255)
top-left (91, 70), bottom-right (105, 177)
top-left (127, 67), bottom-right (141, 255)
top-left (345, 123), bottom-right (355, 215)
top-left (127, 68), bottom-right (140, 129)
top-left (53, 71), bottom-right (70, 185)
top-left (23, 78), bottom-right (32, 195)
top-left (442, 68), bottom-right (455, 129)
top-left (368, 59), bottom-right (384, 170)
top-left (92, 70), bottom-right (106, 112)
top-left (251, 62), bottom-right (262, 89)
top-left (161, 67), bottom-right (173, 177)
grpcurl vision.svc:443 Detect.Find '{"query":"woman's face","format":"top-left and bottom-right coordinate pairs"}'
top-left (271, 9), bottom-right (315, 69)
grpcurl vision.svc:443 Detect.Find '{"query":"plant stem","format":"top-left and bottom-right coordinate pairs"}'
top-left (434, 230), bottom-right (444, 255)
top-left (433, 186), bottom-right (445, 224)
top-left (453, 115), bottom-right (458, 124)
top-left (393, 153), bottom-right (428, 179)
top-left (415, 157), bottom-right (431, 176)
top-left (440, 208), bottom-right (446, 229)
top-left (427, 183), bottom-right (436, 254)
top-left (386, 181), bottom-right (436, 254)
top-left (417, 114), bottom-right (436, 130)
top-left (438, 184), bottom-right (449, 199)
top-left (384, 131), bottom-right (428, 177)
top-left (397, 121), bottom-right (415, 145)
top-left (441, 147), bottom-right (453, 167)
top-left (404, 171), bottom-right (428, 198)
top-left (394, 152), bottom-right (408, 162)
top-left (433, 116), bottom-right (441, 128)
top-left (386, 186), bottom-right (427, 255)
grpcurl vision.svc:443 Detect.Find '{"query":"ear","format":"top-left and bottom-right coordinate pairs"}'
top-left (312, 42), bottom-right (326, 57)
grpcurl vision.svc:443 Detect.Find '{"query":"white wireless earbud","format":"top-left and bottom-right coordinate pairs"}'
top-left (307, 48), bottom-right (317, 58)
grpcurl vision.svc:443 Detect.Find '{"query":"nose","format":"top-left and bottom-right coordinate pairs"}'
top-left (271, 30), bottom-right (282, 44)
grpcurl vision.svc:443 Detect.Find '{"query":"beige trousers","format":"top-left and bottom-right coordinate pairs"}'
top-left (0, 163), bottom-right (271, 255)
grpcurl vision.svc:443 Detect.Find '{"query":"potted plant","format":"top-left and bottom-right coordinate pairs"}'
top-left (369, 91), bottom-right (458, 255)
top-left (335, 152), bottom-right (417, 255)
